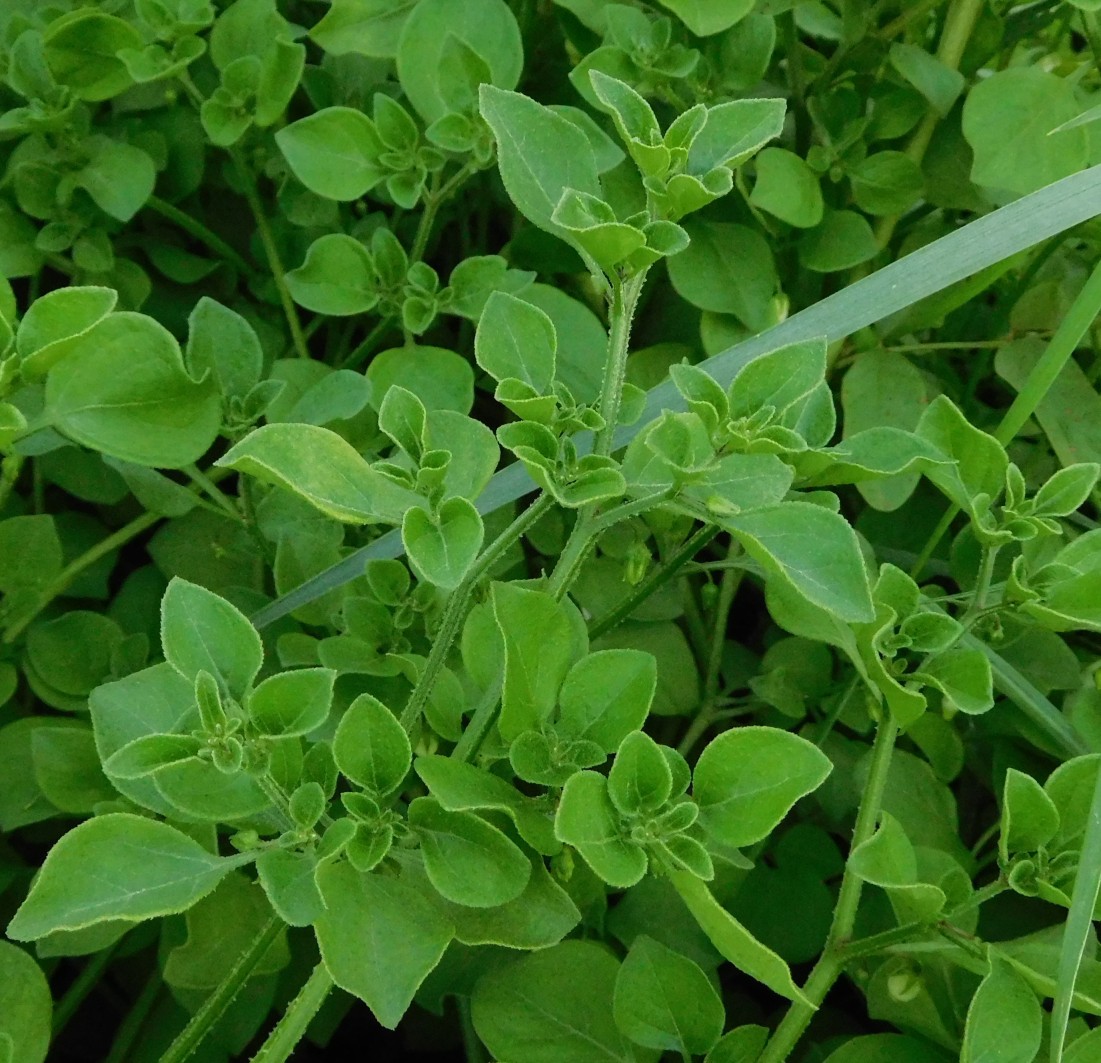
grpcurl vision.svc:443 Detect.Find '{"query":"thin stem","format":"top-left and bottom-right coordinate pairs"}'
top-left (450, 672), bottom-right (505, 763)
top-left (52, 940), bottom-right (122, 1036)
top-left (459, 997), bottom-right (488, 1063)
top-left (760, 716), bottom-right (899, 1063)
top-left (161, 914), bottom-right (285, 1063)
top-left (230, 151), bottom-right (310, 360)
top-left (1, 467), bottom-right (233, 643)
top-left (595, 271), bottom-right (648, 459)
top-left (250, 962), bottom-right (334, 1063)
top-left (338, 316), bottom-right (395, 371)
top-left (185, 464), bottom-right (243, 523)
top-left (399, 493), bottom-right (553, 734)
top-left (878, 0), bottom-right (946, 39)
top-left (103, 969), bottom-right (162, 1063)
top-left (410, 163), bottom-right (477, 263)
top-left (964, 544), bottom-right (1000, 620)
top-left (145, 195), bottom-right (257, 279)
top-left (589, 524), bottom-right (721, 639)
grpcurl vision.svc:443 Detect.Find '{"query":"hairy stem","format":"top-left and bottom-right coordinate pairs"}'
top-left (161, 914), bottom-right (284, 1063)
top-left (760, 716), bottom-right (898, 1063)
top-left (145, 194), bottom-right (257, 279)
top-left (399, 492), bottom-right (554, 734)
top-left (251, 962), bottom-right (334, 1063)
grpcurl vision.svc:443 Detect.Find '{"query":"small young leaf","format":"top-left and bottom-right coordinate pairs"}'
top-left (688, 98), bottom-right (785, 173)
top-left (185, 297), bottom-right (263, 400)
top-left (409, 797), bottom-right (531, 907)
top-left (693, 726), bottom-right (832, 849)
top-left (255, 848), bottom-right (325, 927)
top-left (6, 814), bottom-right (247, 940)
top-left (160, 577), bottom-right (262, 698)
top-left (750, 147), bottom-right (824, 228)
top-left (556, 770), bottom-right (647, 888)
top-left (613, 934), bottom-right (724, 1056)
top-left (332, 692), bottom-right (411, 798)
top-left (285, 234), bottom-right (380, 315)
top-left (608, 730), bottom-right (673, 816)
top-left (1001, 768), bottom-right (1060, 858)
top-left (403, 497), bottom-right (484, 590)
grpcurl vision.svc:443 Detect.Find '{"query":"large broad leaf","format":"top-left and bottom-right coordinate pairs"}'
top-left (722, 502), bottom-right (874, 623)
top-left (692, 726), bottom-right (832, 849)
top-left (6, 814), bottom-right (248, 940)
top-left (655, 0), bottom-right (753, 37)
top-left (962, 954), bottom-right (1042, 1063)
top-left (44, 313), bottom-right (221, 468)
top-left (315, 862), bottom-right (453, 1029)
top-left (160, 577), bottom-right (263, 698)
top-left (471, 940), bottom-right (645, 1063)
top-left (556, 771), bottom-right (647, 888)
top-left (479, 84), bottom-right (602, 243)
top-left (275, 107), bottom-right (386, 201)
top-left (217, 423), bottom-right (420, 524)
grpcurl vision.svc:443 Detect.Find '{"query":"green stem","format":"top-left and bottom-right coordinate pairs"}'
top-left (589, 524), bottom-right (720, 639)
top-left (161, 914), bottom-right (284, 1063)
top-left (145, 194), bottom-right (257, 279)
top-left (0, 453), bottom-right (25, 512)
top-left (595, 271), bottom-right (648, 459)
top-left (338, 316), bottom-right (395, 371)
top-left (878, 0), bottom-right (946, 39)
top-left (964, 543), bottom-right (1000, 620)
top-left (185, 464), bottom-right (243, 523)
top-left (450, 672), bottom-right (505, 763)
top-left (410, 163), bottom-right (477, 263)
top-left (250, 962), bottom-right (334, 1063)
top-left (399, 493), bottom-right (553, 734)
top-left (52, 940), bottom-right (121, 1036)
top-left (2, 467), bottom-right (233, 644)
top-left (760, 716), bottom-right (898, 1063)
top-left (103, 969), bottom-right (162, 1063)
top-left (459, 997), bottom-right (488, 1063)
top-left (230, 151), bottom-right (310, 360)
top-left (875, 0), bottom-right (984, 248)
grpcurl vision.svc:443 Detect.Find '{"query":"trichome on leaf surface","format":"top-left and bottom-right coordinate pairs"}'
top-left (5, 1), bottom-right (1101, 1061)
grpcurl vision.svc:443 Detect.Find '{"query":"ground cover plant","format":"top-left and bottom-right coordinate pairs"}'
top-left (6, 0), bottom-right (1101, 1061)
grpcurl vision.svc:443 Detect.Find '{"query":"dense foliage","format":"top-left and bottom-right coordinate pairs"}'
top-left (3, 1), bottom-right (1101, 1061)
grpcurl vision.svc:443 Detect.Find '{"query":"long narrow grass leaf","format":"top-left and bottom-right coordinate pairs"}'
top-left (252, 164), bottom-right (1101, 629)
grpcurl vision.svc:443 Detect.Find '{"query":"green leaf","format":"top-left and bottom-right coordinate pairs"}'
top-left (397, 0), bottom-right (522, 122)
top-left (403, 497), bottom-right (484, 590)
top-left (1032, 463), bottom-right (1101, 517)
top-left (76, 137), bottom-right (156, 222)
top-left (0, 941), bottom-right (51, 1063)
top-left (409, 797), bottom-right (531, 907)
top-left (669, 871), bottom-right (810, 1004)
top-left (160, 577), bottom-right (263, 698)
top-left (285, 234), bottom-right (379, 315)
top-left (315, 862), bottom-right (453, 1029)
top-left (849, 151), bottom-right (923, 216)
top-left (963, 68), bottom-right (1089, 195)
top-left (476, 291), bottom-right (556, 392)
top-left (255, 849), bottom-right (325, 927)
top-left (1001, 768), bottom-right (1060, 859)
top-left (185, 297), bottom-right (263, 400)
top-left (608, 730), bottom-right (673, 816)
top-left (6, 814), bottom-right (247, 940)
top-left (692, 725), bottom-right (832, 849)
top-left (310, 0), bottom-right (418, 58)
top-left (493, 582), bottom-right (579, 741)
top-left (332, 692), bottom-right (411, 798)
top-left (962, 954), bottom-right (1042, 1063)
top-left (16, 285), bottom-right (117, 377)
top-left (799, 210), bottom-right (878, 273)
top-left (103, 733), bottom-right (202, 780)
top-left (848, 812), bottom-right (946, 923)
top-left (367, 345), bottom-right (475, 414)
top-left (749, 147), bottom-right (824, 228)
top-left (723, 502), bottom-right (874, 622)
top-left (276, 107), bottom-right (386, 201)
top-left (889, 43), bottom-right (965, 117)
top-left (556, 770), bottom-right (648, 888)
top-left (613, 934), bottom-right (724, 1055)
top-left (667, 220), bottom-right (778, 331)
top-left (471, 940), bottom-right (642, 1063)
top-left (42, 10), bottom-right (140, 101)
top-left (705, 1026), bottom-right (769, 1063)
top-left (689, 98), bottom-right (786, 173)
top-left (479, 84), bottom-right (602, 244)
top-left (915, 395), bottom-right (1007, 513)
top-left (45, 313), bottom-right (221, 469)
top-left (557, 649), bottom-right (657, 752)
top-left (655, 0), bottom-right (753, 37)
top-left (823, 1034), bottom-right (954, 1063)
top-left (217, 423), bottom-right (420, 524)
top-left (247, 667), bottom-right (335, 737)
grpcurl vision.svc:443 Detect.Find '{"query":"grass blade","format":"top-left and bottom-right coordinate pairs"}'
top-left (251, 164), bottom-right (1101, 629)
